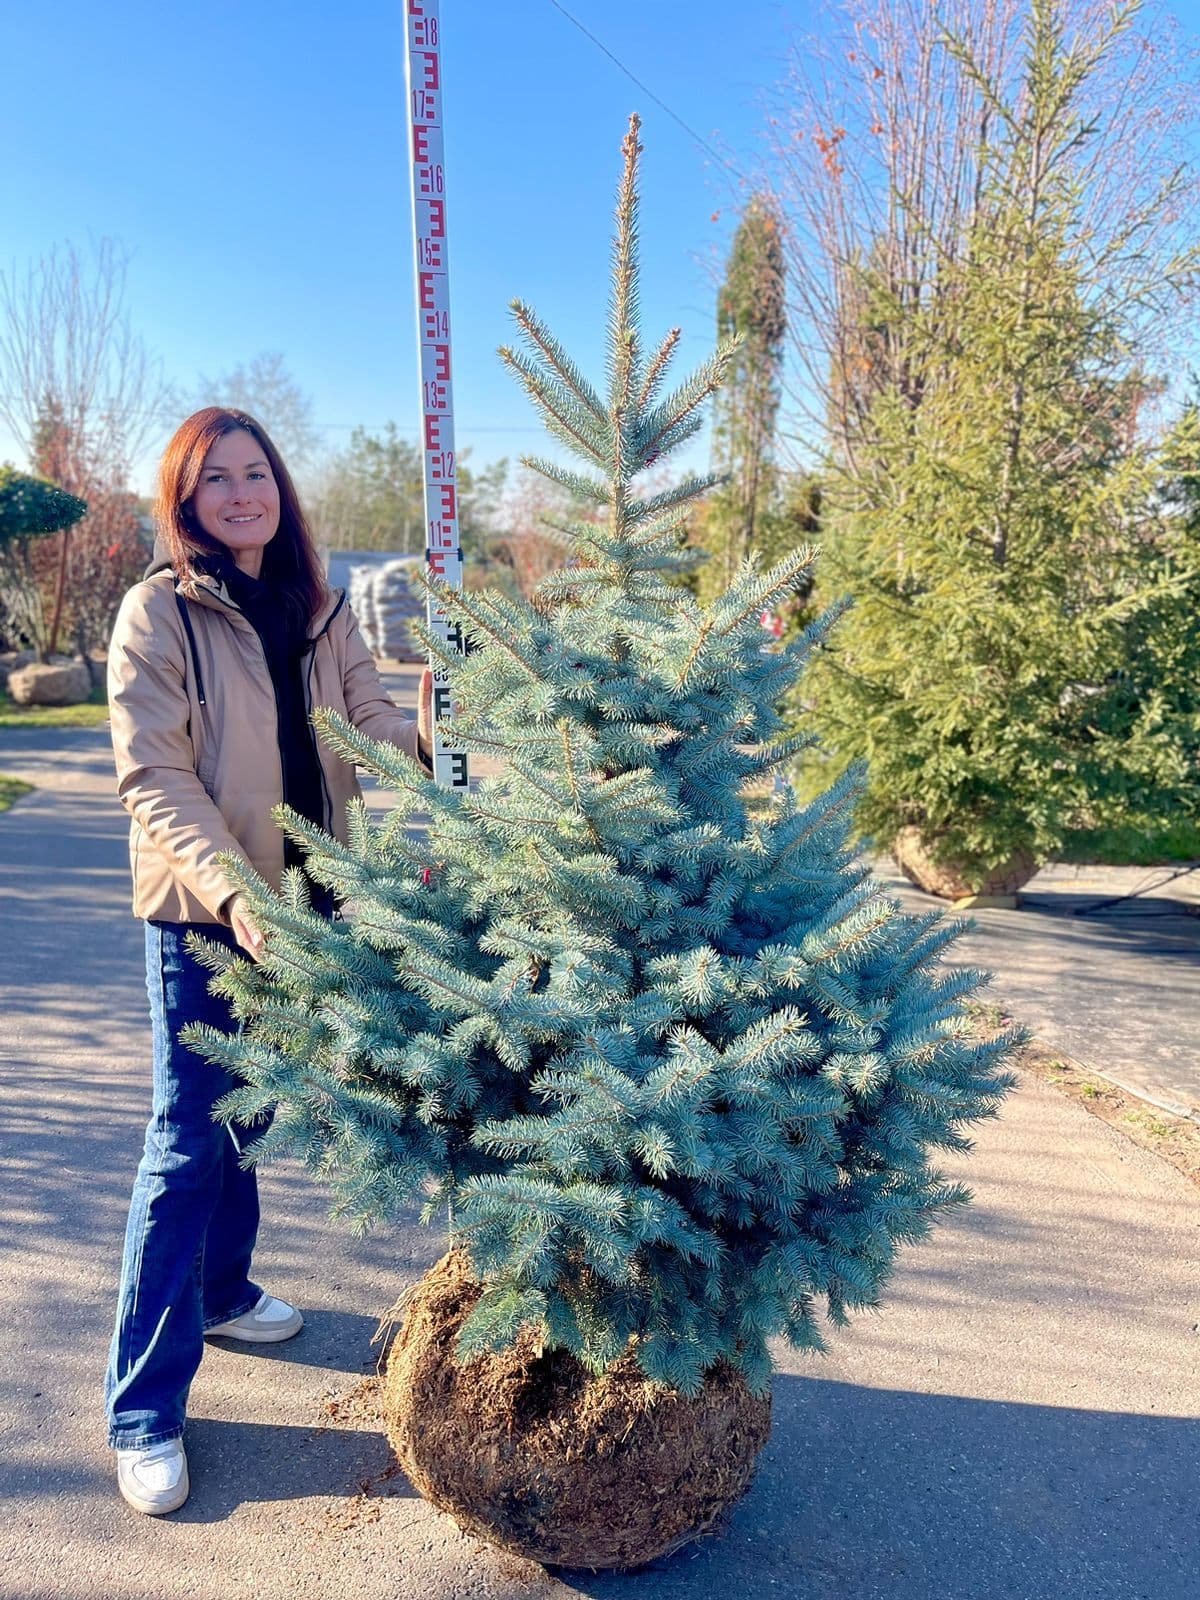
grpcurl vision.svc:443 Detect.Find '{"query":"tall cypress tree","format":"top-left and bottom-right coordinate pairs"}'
top-left (186, 116), bottom-right (1016, 1397)
top-left (700, 195), bottom-right (787, 603)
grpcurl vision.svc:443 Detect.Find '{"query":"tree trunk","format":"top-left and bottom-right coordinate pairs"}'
top-left (46, 526), bottom-right (71, 658)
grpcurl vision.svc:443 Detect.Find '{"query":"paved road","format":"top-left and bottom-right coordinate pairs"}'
top-left (871, 858), bottom-right (1200, 1117)
top-left (1, 713), bottom-right (1197, 1600)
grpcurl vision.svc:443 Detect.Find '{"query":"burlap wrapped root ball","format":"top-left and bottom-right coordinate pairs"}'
top-left (382, 1252), bottom-right (772, 1569)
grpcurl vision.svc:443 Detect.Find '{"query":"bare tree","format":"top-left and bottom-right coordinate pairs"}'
top-left (492, 465), bottom-right (581, 598)
top-left (183, 350), bottom-right (321, 468)
top-left (759, 0), bottom-right (1200, 469)
top-left (0, 238), bottom-right (167, 660)
top-left (0, 239), bottom-right (166, 478)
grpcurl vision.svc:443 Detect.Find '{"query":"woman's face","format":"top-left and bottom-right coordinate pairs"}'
top-left (189, 428), bottom-right (281, 561)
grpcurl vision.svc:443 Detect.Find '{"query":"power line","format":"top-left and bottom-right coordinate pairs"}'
top-left (544, 0), bottom-right (745, 183)
top-left (3, 9), bottom-right (744, 458)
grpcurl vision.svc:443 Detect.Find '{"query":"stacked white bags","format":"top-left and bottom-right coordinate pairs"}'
top-left (346, 556), bottom-right (425, 661)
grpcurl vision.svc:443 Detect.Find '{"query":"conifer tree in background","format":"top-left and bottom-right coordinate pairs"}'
top-left (1093, 385), bottom-right (1200, 856)
top-left (0, 465), bottom-right (87, 654)
top-left (185, 116), bottom-right (1016, 1403)
top-left (698, 195), bottom-right (787, 605)
top-left (792, 0), bottom-right (1200, 892)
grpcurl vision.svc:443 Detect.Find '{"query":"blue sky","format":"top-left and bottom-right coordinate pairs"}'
top-left (3, 1), bottom-right (1198, 498)
top-left (0, 0), bottom-right (811, 492)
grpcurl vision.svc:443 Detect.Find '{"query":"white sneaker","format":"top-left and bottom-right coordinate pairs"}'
top-left (204, 1292), bottom-right (303, 1343)
top-left (116, 1438), bottom-right (189, 1516)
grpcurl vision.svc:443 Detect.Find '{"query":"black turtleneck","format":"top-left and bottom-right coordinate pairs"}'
top-left (210, 556), bottom-right (328, 875)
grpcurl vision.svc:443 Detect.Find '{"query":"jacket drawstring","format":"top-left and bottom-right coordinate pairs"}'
top-left (174, 593), bottom-right (207, 706)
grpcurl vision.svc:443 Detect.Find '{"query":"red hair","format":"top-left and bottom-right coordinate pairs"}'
top-left (154, 408), bottom-right (327, 627)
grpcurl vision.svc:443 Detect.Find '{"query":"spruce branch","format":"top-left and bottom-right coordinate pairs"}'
top-left (673, 618), bottom-right (714, 690)
top-left (710, 546), bottom-right (819, 637)
top-left (626, 472), bottom-right (725, 526)
top-left (497, 344), bottom-right (609, 464)
top-left (636, 338), bottom-right (741, 467)
top-left (411, 566), bottom-right (555, 685)
top-left (520, 456), bottom-right (610, 506)
top-left (636, 326), bottom-right (682, 411)
top-left (509, 299), bottom-right (608, 423)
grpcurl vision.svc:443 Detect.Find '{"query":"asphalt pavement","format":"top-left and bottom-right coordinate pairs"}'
top-left (0, 704), bottom-right (1197, 1600)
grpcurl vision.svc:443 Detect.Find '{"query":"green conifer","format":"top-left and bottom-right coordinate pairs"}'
top-left (184, 115), bottom-right (1017, 1397)
top-left (794, 0), bottom-right (1200, 881)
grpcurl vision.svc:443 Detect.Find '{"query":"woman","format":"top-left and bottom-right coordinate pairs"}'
top-left (104, 407), bottom-right (433, 1516)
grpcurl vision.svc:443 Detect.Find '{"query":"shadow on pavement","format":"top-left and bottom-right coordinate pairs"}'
top-left (172, 1416), bottom-right (418, 1523)
top-left (203, 1309), bottom-right (385, 1373)
top-left (559, 1374), bottom-right (1199, 1600)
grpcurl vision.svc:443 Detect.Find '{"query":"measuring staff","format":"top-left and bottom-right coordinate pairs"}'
top-left (404, 0), bottom-right (469, 789)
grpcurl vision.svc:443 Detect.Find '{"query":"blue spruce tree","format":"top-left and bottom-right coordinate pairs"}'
top-left (185, 115), bottom-right (1017, 1399)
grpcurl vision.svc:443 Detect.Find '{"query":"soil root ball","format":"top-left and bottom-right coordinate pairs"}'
top-left (381, 1251), bottom-right (772, 1569)
top-left (893, 826), bottom-right (1037, 900)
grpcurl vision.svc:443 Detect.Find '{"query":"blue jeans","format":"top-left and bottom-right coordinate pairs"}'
top-left (105, 918), bottom-right (273, 1449)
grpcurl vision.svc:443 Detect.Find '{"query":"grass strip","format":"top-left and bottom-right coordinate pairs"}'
top-left (0, 683), bottom-right (109, 729)
top-left (0, 773), bottom-right (34, 813)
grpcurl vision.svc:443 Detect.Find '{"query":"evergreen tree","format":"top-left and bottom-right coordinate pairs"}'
top-left (699, 195), bottom-right (787, 604)
top-left (795, 0), bottom-right (1200, 881)
top-left (1089, 390), bottom-right (1200, 840)
top-left (0, 464), bottom-right (86, 653)
top-left (185, 116), bottom-right (1016, 1397)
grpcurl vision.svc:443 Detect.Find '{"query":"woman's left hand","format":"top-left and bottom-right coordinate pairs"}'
top-left (418, 667), bottom-right (434, 765)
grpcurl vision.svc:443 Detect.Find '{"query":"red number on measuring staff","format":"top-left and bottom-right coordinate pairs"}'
top-left (411, 89), bottom-right (438, 121)
top-left (429, 451), bottom-right (455, 479)
top-left (417, 165), bottom-right (445, 196)
top-left (423, 380), bottom-right (448, 409)
top-left (412, 15), bottom-right (439, 47)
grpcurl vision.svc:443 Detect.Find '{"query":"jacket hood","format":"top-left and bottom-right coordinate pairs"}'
top-left (143, 535), bottom-right (174, 581)
top-left (142, 535), bottom-right (238, 586)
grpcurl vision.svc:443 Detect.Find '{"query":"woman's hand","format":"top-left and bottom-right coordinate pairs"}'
top-left (227, 893), bottom-right (264, 962)
top-left (418, 667), bottom-right (434, 769)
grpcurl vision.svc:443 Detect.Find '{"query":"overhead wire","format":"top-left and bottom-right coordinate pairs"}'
top-left (544, 0), bottom-right (747, 185)
top-left (4, 5), bottom-right (750, 457)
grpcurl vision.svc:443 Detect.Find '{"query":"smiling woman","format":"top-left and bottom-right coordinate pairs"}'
top-left (101, 405), bottom-right (435, 1517)
top-left (188, 440), bottom-right (282, 574)
top-left (156, 407), bottom-right (326, 623)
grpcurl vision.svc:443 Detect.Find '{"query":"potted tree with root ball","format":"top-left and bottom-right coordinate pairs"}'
top-left (185, 116), bottom-right (1018, 1569)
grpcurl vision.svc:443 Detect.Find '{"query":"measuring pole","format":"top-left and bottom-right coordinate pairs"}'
top-left (403, 0), bottom-right (469, 790)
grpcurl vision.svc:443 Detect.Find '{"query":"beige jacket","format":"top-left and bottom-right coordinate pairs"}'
top-left (107, 568), bottom-right (422, 924)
